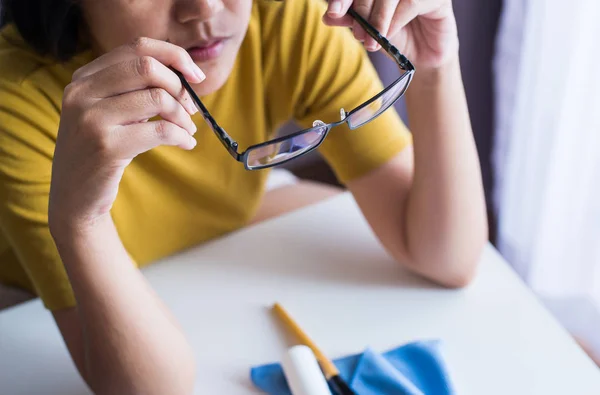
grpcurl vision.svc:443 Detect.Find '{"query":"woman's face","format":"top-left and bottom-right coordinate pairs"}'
top-left (80, 0), bottom-right (253, 95)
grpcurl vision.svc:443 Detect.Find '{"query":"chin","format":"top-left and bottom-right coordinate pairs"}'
top-left (192, 68), bottom-right (231, 96)
top-left (190, 48), bottom-right (238, 96)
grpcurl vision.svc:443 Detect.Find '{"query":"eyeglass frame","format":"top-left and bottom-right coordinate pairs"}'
top-left (175, 6), bottom-right (415, 171)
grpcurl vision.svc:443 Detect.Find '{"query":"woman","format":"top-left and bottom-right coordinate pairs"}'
top-left (0, 0), bottom-right (487, 393)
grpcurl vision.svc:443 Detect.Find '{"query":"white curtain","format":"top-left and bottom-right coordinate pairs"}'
top-left (494, 0), bottom-right (600, 358)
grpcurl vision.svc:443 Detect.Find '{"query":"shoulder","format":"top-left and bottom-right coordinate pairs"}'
top-left (0, 24), bottom-right (94, 155)
top-left (0, 24), bottom-right (90, 110)
top-left (0, 26), bottom-right (67, 168)
top-left (0, 24), bottom-right (49, 85)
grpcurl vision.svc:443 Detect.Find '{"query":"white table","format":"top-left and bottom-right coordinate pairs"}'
top-left (1, 193), bottom-right (599, 395)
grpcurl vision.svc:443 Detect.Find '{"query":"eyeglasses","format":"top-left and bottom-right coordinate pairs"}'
top-left (176, 7), bottom-right (415, 171)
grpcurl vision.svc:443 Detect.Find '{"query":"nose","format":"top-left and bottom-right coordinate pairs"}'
top-left (175, 0), bottom-right (225, 23)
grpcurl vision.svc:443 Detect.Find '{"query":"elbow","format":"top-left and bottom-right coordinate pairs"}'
top-left (404, 236), bottom-right (486, 290)
top-left (436, 239), bottom-right (486, 289)
top-left (436, 266), bottom-right (477, 289)
top-left (425, 256), bottom-right (479, 289)
top-left (440, 218), bottom-right (488, 289)
top-left (401, 255), bottom-right (478, 289)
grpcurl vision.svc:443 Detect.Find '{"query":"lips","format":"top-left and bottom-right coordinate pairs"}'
top-left (186, 38), bottom-right (228, 62)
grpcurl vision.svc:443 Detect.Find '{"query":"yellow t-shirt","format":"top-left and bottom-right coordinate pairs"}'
top-left (0, 0), bottom-right (411, 311)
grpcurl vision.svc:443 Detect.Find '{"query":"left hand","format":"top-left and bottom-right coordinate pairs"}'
top-left (323, 0), bottom-right (459, 70)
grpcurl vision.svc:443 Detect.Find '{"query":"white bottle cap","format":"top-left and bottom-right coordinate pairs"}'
top-left (281, 345), bottom-right (332, 395)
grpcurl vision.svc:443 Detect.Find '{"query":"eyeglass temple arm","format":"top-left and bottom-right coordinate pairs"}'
top-left (345, 8), bottom-right (414, 72)
top-left (173, 69), bottom-right (242, 161)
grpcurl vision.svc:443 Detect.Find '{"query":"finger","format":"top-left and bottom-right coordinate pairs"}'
top-left (114, 120), bottom-right (197, 159)
top-left (389, 0), bottom-right (420, 38)
top-left (94, 88), bottom-right (197, 136)
top-left (72, 37), bottom-right (205, 84)
top-left (352, 0), bottom-right (374, 42)
top-left (367, 0), bottom-right (398, 51)
top-left (322, 13), bottom-right (354, 27)
top-left (81, 56), bottom-right (198, 115)
top-left (326, 0), bottom-right (352, 18)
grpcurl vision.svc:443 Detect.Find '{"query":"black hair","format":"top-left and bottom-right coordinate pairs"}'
top-left (1, 0), bottom-right (84, 61)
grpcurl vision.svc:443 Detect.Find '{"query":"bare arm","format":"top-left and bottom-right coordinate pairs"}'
top-left (348, 58), bottom-right (487, 287)
top-left (52, 218), bottom-right (195, 395)
top-left (327, 0), bottom-right (487, 287)
top-left (47, 38), bottom-right (205, 394)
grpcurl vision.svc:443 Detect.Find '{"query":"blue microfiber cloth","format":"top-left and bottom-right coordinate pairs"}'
top-left (250, 340), bottom-right (455, 395)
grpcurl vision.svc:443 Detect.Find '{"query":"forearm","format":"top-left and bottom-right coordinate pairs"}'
top-left (51, 217), bottom-right (195, 395)
top-left (403, 57), bottom-right (487, 286)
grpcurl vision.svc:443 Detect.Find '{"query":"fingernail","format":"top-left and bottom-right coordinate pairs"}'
top-left (189, 99), bottom-right (198, 115)
top-left (355, 30), bottom-right (364, 42)
top-left (193, 63), bottom-right (205, 81)
top-left (190, 136), bottom-right (197, 148)
top-left (183, 96), bottom-right (196, 116)
top-left (329, 1), bottom-right (342, 15)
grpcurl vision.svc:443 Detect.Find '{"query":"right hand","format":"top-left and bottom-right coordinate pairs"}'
top-left (48, 38), bottom-right (205, 234)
